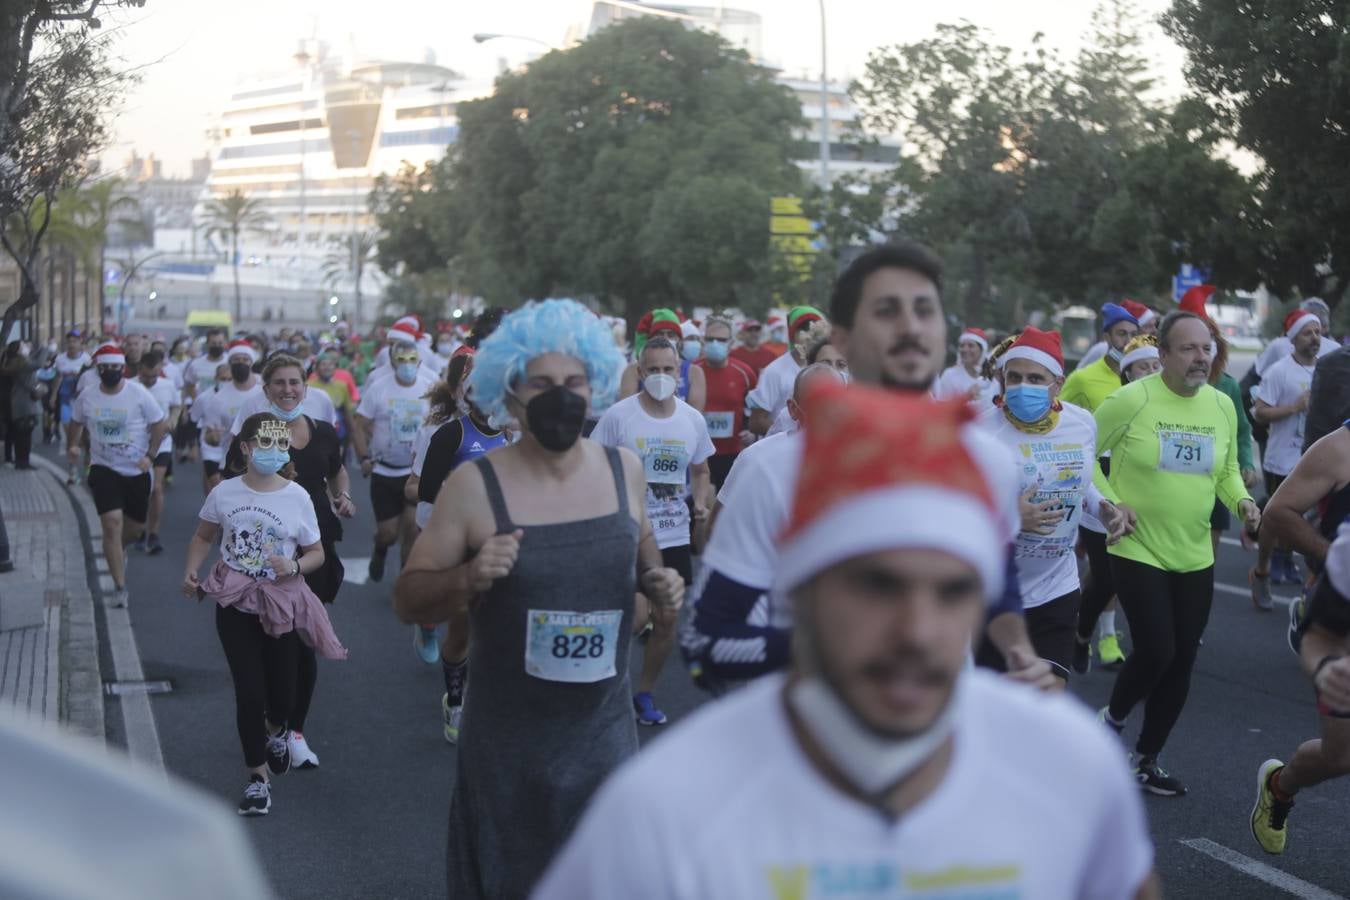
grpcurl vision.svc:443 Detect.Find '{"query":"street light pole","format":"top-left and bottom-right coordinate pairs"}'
top-left (347, 129), bottom-right (362, 331)
top-left (818, 0), bottom-right (830, 190)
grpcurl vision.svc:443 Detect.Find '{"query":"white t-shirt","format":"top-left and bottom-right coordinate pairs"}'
top-left (535, 670), bottom-right (1154, 900)
top-left (411, 422), bottom-right (438, 529)
top-left (764, 406), bottom-right (797, 437)
top-left (592, 394), bottom-right (714, 549)
top-left (75, 366), bottom-right (102, 399)
top-left (364, 360), bottom-right (442, 392)
top-left (197, 381), bottom-right (263, 463)
top-left (977, 402), bottom-right (1106, 606)
top-left (198, 478), bottom-right (321, 579)
top-left (1255, 334), bottom-right (1341, 376)
top-left (227, 387), bottom-right (338, 437)
top-left (746, 351), bottom-right (799, 419)
top-left (1253, 354), bottom-right (1317, 476)
top-left (182, 354), bottom-right (226, 394)
top-left (142, 377), bottom-right (180, 456)
top-left (53, 351), bottom-right (89, 380)
top-left (356, 374), bottom-right (435, 476)
top-left (934, 364), bottom-right (998, 409)
top-left (71, 381), bottom-right (166, 477)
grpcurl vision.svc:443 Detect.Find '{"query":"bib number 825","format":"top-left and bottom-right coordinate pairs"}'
top-left (552, 633), bottom-right (605, 659)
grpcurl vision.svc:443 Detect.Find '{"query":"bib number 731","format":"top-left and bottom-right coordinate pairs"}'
top-left (1157, 430), bottom-right (1214, 476)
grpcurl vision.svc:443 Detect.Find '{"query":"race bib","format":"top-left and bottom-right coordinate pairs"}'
top-left (1158, 430), bottom-right (1214, 475)
top-left (704, 411), bottom-right (734, 439)
top-left (524, 609), bottom-right (622, 683)
top-left (640, 438), bottom-right (690, 485)
top-left (95, 408), bottom-right (129, 446)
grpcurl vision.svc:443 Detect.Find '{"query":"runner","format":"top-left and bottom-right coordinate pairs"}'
top-left (197, 340), bottom-right (262, 495)
top-left (1305, 343), bottom-right (1350, 450)
top-left (180, 413), bottom-right (347, 817)
top-left (1123, 299), bottom-right (1159, 336)
top-left (134, 350), bottom-right (181, 556)
top-left (1119, 335), bottom-right (1162, 383)
top-left (765, 333), bottom-right (848, 437)
top-left (52, 331), bottom-right (90, 483)
top-left (1251, 308), bottom-right (1324, 603)
top-left (353, 341), bottom-right (436, 582)
top-left (537, 383), bottom-right (1158, 900)
top-left (593, 335), bottom-right (715, 725)
top-left (1253, 298), bottom-right (1341, 378)
top-left (976, 327), bottom-right (1127, 684)
top-left (730, 318), bottom-right (778, 374)
top-left (1093, 310), bottom-right (1260, 795)
top-left (694, 315), bottom-right (757, 491)
top-left (365, 320), bottom-right (441, 388)
top-left (745, 306), bottom-right (824, 434)
top-left (934, 326), bottom-right (997, 406)
top-left (307, 349), bottom-right (358, 454)
top-left (67, 343), bottom-right (169, 609)
top-left (618, 310), bottom-right (706, 410)
top-left (405, 352), bottom-right (508, 742)
top-left (392, 299), bottom-right (683, 898)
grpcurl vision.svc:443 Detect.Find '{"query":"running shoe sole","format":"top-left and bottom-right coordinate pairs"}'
top-left (1251, 758), bottom-right (1289, 854)
top-left (414, 625), bottom-right (441, 665)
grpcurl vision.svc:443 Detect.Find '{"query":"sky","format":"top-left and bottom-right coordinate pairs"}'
top-left (100, 0), bottom-right (1185, 178)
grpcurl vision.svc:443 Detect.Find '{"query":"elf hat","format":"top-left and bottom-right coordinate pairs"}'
top-left (1101, 303), bottom-right (1140, 333)
top-left (788, 306), bottom-right (824, 337)
top-left (1178, 285), bottom-right (1217, 318)
top-left (775, 381), bottom-right (1004, 602)
top-left (997, 326), bottom-right (1063, 378)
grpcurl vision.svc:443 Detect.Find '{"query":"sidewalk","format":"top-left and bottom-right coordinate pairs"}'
top-left (0, 457), bottom-right (103, 740)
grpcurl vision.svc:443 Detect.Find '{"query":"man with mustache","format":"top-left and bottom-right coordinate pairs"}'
top-left (538, 384), bottom-right (1159, 900)
top-left (1092, 310), bottom-right (1260, 796)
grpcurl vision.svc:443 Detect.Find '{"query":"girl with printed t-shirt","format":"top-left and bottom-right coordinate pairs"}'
top-left (181, 412), bottom-right (347, 818)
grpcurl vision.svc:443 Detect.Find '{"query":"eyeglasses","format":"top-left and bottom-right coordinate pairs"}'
top-left (253, 434), bottom-right (292, 451)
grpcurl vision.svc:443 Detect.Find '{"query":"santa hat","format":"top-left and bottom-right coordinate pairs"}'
top-left (1285, 309), bottom-right (1320, 340)
top-left (1120, 299), bottom-right (1156, 327)
top-left (394, 315), bottom-right (423, 337)
top-left (386, 322), bottom-right (419, 345)
top-left (1178, 285), bottom-right (1217, 318)
top-left (958, 327), bottom-right (989, 355)
top-left (998, 326), bottom-right (1064, 378)
top-left (226, 339), bottom-right (257, 363)
top-left (93, 343), bottom-right (125, 367)
top-left (1119, 342), bottom-right (1160, 372)
top-left (1101, 303), bottom-right (1139, 332)
top-left (788, 306), bottom-right (824, 336)
top-left (681, 320), bottom-right (701, 340)
top-left (740, 318), bottom-right (762, 332)
top-left (775, 382), bottom-right (1004, 602)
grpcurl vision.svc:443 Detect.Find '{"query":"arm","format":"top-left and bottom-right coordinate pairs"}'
top-left (352, 413), bottom-right (373, 474)
top-left (328, 460), bottom-right (355, 517)
top-left (404, 474), bottom-right (421, 504)
top-left (618, 362), bottom-right (640, 400)
top-left (267, 541), bottom-right (324, 579)
top-left (144, 420), bottom-right (170, 470)
top-left (1091, 393), bottom-right (1129, 505)
top-left (747, 407), bottom-right (773, 436)
top-left (1264, 437), bottom-right (1344, 565)
top-left (65, 422), bottom-right (85, 461)
top-left (984, 549), bottom-right (1058, 691)
top-left (1216, 399), bottom-right (1255, 518)
top-left (686, 364), bottom-right (706, 412)
top-left (1226, 379), bottom-right (1255, 473)
top-left (1252, 396), bottom-right (1306, 425)
top-left (181, 520), bottom-right (222, 596)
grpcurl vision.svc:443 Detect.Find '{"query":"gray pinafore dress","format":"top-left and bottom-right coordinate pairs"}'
top-left (446, 446), bottom-right (640, 898)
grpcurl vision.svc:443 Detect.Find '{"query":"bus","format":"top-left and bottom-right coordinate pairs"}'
top-left (185, 310), bottom-right (232, 340)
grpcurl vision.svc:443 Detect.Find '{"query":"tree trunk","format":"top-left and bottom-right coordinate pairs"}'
top-left (964, 248), bottom-right (988, 326)
top-left (231, 230), bottom-right (242, 324)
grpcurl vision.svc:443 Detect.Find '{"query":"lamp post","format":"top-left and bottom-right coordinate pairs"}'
top-left (818, 0), bottom-right (830, 190)
top-left (347, 129), bottom-right (363, 330)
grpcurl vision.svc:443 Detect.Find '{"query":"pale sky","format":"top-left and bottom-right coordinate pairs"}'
top-left (100, 0), bottom-right (1183, 177)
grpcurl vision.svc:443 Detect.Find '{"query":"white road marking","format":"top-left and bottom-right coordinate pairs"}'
top-left (1221, 536), bottom-right (1243, 547)
top-left (1215, 581), bottom-right (1296, 609)
top-left (1180, 838), bottom-right (1347, 900)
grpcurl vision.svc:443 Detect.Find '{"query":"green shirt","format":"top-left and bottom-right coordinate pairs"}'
top-left (1093, 374), bottom-right (1252, 573)
top-left (1061, 358), bottom-right (1122, 413)
top-left (1217, 372), bottom-right (1254, 472)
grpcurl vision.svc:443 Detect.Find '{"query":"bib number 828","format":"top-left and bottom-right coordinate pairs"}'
top-left (552, 633), bottom-right (605, 659)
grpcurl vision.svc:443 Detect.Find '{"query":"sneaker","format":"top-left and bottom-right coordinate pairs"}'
top-left (413, 624), bottom-right (441, 664)
top-left (133, 534), bottom-right (147, 553)
top-left (1251, 759), bottom-right (1293, 854)
top-left (1288, 593), bottom-right (1307, 656)
top-left (287, 730), bottom-right (319, 769)
top-left (1250, 567), bottom-right (1274, 612)
top-left (443, 693), bottom-right (462, 745)
top-left (237, 775), bottom-right (271, 816)
top-left (633, 692), bottom-right (668, 726)
top-left (1097, 633), bottom-right (1125, 669)
top-left (147, 534), bottom-right (164, 555)
top-left (1071, 636), bottom-right (1092, 675)
top-left (107, 587), bottom-right (129, 609)
top-left (266, 728), bottom-right (291, 776)
top-left (1097, 706), bottom-right (1125, 736)
top-left (1135, 757), bottom-right (1187, 796)
top-left (368, 547), bottom-right (387, 582)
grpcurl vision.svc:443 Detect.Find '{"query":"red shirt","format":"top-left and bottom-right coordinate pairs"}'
top-left (730, 345), bottom-right (780, 375)
top-left (696, 357), bottom-right (757, 457)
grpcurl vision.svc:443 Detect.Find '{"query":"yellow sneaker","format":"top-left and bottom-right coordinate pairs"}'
top-left (1250, 759), bottom-right (1293, 854)
top-left (1097, 633), bottom-right (1125, 668)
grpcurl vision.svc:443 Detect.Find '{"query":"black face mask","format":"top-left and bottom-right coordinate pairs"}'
top-left (207, 345), bottom-right (224, 359)
top-left (99, 369), bottom-right (123, 388)
top-left (230, 362), bottom-right (252, 382)
top-left (521, 385), bottom-right (587, 453)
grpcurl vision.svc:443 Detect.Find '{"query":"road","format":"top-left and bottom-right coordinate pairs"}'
top-left (44, 363), bottom-right (1350, 899)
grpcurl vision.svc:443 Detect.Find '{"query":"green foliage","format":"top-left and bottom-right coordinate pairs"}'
top-left (198, 189), bottom-right (272, 322)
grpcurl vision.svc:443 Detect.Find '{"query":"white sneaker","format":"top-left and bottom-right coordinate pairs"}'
top-left (287, 730), bottom-right (320, 769)
top-left (106, 587), bottom-right (129, 608)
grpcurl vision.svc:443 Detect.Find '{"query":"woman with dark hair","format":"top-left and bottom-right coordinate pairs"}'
top-left (404, 350), bottom-right (508, 742)
top-left (181, 412), bottom-right (347, 817)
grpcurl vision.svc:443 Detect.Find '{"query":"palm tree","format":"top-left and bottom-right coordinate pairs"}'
top-left (65, 178), bottom-right (143, 321)
top-left (199, 189), bottom-right (272, 322)
top-left (321, 230), bottom-right (379, 329)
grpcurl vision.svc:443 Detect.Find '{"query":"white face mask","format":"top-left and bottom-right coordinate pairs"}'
top-left (643, 372), bottom-right (677, 402)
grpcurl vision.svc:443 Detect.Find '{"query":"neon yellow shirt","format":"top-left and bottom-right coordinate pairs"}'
top-left (1092, 374), bottom-right (1251, 573)
top-left (1061, 358), bottom-right (1122, 413)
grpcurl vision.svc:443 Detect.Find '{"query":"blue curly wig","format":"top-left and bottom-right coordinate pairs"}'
top-left (466, 299), bottom-right (624, 425)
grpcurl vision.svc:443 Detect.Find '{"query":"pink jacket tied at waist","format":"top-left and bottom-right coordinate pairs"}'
top-left (202, 560), bottom-right (348, 660)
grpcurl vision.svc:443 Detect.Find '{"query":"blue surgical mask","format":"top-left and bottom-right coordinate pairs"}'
top-left (250, 446), bottom-right (289, 475)
top-left (1107, 347), bottom-right (1123, 365)
top-left (1004, 384), bottom-right (1052, 423)
top-left (680, 341), bottom-right (702, 362)
top-left (704, 341), bottom-right (729, 363)
top-left (396, 362), bottom-right (419, 383)
top-left (269, 402), bottom-right (302, 422)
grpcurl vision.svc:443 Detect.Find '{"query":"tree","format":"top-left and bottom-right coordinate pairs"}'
top-left (321, 230), bottom-right (379, 327)
top-left (198, 189), bottom-right (272, 323)
top-left (1163, 0), bottom-right (1350, 308)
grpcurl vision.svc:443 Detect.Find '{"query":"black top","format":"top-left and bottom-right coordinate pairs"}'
top-left (289, 416), bottom-right (344, 543)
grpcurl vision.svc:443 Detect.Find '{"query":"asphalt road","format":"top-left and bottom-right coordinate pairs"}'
top-left (44, 356), bottom-right (1350, 898)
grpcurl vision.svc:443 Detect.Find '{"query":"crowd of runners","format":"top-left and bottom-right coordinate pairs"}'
top-left (7, 238), bottom-right (1350, 897)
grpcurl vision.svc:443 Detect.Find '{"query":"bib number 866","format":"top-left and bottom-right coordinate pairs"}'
top-left (650, 456), bottom-right (681, 474)
top-left (553, 633), bottom-right (605, 659)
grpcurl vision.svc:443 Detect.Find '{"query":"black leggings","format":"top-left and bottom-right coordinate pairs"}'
top-left (1107, 557), bottom-right (1214, 757)
top-left (1075, 527), bottom-right (1116, 640)
top-left (216, 604), bottom-right (299, 769)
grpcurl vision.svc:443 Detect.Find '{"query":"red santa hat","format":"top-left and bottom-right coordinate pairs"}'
top-left (93, 343), bottom-right (125, 367)
top-left (386, 321), bottom-right (419, 345)
top-left (1284, 309), bottom-right (1320, 340)
top-left (958, 327), bottom-right (989, 355)
top-left (1120, 299), bottom-right (1156, 327)
top-left (226, 339), bottom-right (257, 363)
top-left (1178, 285), bottom-right (1217, 318)
top-left (997, 326), bottom-right (1064, 378)
top-left (394, 314), bottom-right (423, 336)
top-left (775, 381), bottom-right (1004, 601)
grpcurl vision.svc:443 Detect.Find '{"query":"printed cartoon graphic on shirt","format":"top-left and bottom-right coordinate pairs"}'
top-left (223, 503), bottom-right (289, 578)
top-left (765, 860), bottom-right (1023, 899)
top-left (1017, 439), bottom-right (1089, 559)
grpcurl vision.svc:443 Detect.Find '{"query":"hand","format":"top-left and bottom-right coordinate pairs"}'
top-left (267, 555), bottom-right (297, 578)
top-left (1316, 657), bottom-right (1350, 712)
top-left (137, 455), bottom-right (152, 473)
top-left (1019, 486), bottom-right (1066, 535)
top-left (692, 502), bottom-right (709, 522)
top-left (469, 529), bottom-right (524, 592)
top-left (333, 494), bottom-right (355, 518)
top-left (1242, 467), bottom-right (1260, 489)
top-left (66, 444), bottom-right (80, 463)
top-left (1098, 500), bottom-right (1132, 545)
top-left (1238, 499), bottom-right (1261, 534)
top-left (180, 572), bottom-right (201, 598)
top-left (1003, 645), bottom-right (1059, 692)
top-left (360, 457), bottom-right (374, 478)
top-left (738, 429), bottom-right (756, 448)
top-left (640, 567), bottom-right (685, 611)
top-left (966, 383), bottom-right (982, 401)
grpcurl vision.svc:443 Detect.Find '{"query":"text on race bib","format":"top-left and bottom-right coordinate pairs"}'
top-left (524, 610), bottom-right (623, 683)
top-left (704, 411), bottom-right (734, 439)
top-left (637, 437), bottom-right (690, 485)
top-left (1157, 429), bottom-right (1215, 476)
